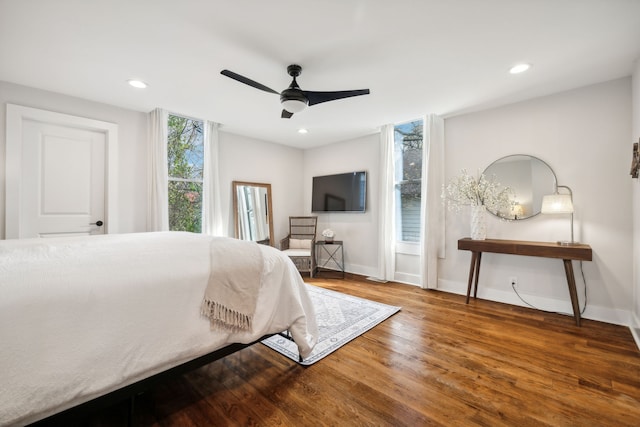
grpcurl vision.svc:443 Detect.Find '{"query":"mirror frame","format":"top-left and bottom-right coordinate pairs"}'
top-left (483, 154), bottom-right (557, 220)
top-left (232, 181), bottom-right (275, 246)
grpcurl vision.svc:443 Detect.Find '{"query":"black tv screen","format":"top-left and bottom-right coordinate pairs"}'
top-left (312, 171), bottom-right (367, 212)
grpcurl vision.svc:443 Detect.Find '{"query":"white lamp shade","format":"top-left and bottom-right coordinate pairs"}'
top-left (281, 99), bottom-right (307, 113)
top-left (541, 194), bottom-right (574, 214)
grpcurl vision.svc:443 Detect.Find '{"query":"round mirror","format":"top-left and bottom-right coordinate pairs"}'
top-left (483, 155), bottom-right (557, 220)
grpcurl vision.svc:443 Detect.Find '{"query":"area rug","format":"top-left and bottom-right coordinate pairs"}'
top-left (262, 284), bottom-right (401, 365)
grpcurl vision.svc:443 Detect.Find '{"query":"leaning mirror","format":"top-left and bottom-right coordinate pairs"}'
top-left (232, 181), bottom-right (275, 246)
top-left (483, 155), bottom-right (557, 220)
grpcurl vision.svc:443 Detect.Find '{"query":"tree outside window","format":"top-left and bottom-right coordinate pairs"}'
top-left (394, 119), bottom-right (423, 242)
top-left (167, 114), bottom-right (204, 232)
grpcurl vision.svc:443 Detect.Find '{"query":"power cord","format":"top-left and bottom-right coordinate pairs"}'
top-left (511, 260), bottom-right (587, 316)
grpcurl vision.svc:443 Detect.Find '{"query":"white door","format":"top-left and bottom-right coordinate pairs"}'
top-left (21, 121), bottom-right (106, 237)
top-left (5, 104), bottom-right (119, 239)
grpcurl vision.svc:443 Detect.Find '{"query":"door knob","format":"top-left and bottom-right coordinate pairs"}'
top-left (90, 220), bottom-right (104, 226)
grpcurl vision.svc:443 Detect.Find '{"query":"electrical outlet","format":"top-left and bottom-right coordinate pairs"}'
top-left (509, 276), bottom-right (518, 288)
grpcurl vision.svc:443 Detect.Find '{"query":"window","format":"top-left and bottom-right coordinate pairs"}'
top-left (167, 114), bottom-right (204, 232)
top-left (394, 119), bottom-right (423, 244)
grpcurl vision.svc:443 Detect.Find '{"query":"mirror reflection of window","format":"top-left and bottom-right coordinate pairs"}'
top-left (237, 186), bottom-right (269, 242)
top-left (232, 181), bottom-right (274, 246)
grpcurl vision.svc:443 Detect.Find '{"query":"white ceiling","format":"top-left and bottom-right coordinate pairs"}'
top-left (1, 0), bottom-right (639, 149)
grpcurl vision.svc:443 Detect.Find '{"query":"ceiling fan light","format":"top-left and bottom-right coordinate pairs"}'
top-left (282, 99), bottom-right (307, 113)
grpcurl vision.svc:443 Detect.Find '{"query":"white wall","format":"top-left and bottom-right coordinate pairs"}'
top-left (441, 77), bottom-right (633, 325)
top-left (0, 81), bottom-right (305, 243)
top-left (303, 134), bottom-right (380, 278)
top-left (3, 77), bottom-right (636, 328)
top-left (300, 79), bottom-right (635, 322)
top-left (0, 81), bottom-right (148, 238)
top-left (218, 131), bottom-right (304, 244)
top-left (631, 59), bottom-right (640, 342)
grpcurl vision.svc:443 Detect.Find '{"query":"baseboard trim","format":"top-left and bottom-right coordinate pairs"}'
top-left (437, 279), bottom-right (632, 328)
top-left (366, 276), bottom-right (389, 283)
top-left (631, 312), bottom-right (640, 351)
top-left (392, 272), bottom-right (420, 286)
top-left (343, 263), bottom-right (378, 280)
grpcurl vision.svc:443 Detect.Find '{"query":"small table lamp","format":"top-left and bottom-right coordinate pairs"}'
top-left (540, 185), bottom-right (575, 245)
top-left (511, 204), bottom-right (524, 220)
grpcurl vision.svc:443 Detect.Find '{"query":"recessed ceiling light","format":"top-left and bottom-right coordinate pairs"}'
top-left (127, 79), bottom-right (148, 89)
top-left (298, 128), bottom-right (308, 134)
top-left (509, 64), bottom-right (531, 74)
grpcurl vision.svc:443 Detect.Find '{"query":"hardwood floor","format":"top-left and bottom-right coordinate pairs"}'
top-left (65, 276), bottom-right (640, 426)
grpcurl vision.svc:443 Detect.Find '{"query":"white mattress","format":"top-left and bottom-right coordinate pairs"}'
top-left (0, 232), bottom-right (317, 426)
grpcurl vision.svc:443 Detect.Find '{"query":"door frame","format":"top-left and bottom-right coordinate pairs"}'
top-left (5, 104), bottom-right (119, 238)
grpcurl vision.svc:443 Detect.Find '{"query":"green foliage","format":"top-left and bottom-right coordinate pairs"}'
top-left (395, 120), bottom-right (423, 197)
top-left (167, 115), bottom-right (203, 179)
top-left (394, 119), bottom-right (424, 242)
top-left (167, 115), bottom-right (204, 233)
top-left (168, 181), bottom-right (202, 233)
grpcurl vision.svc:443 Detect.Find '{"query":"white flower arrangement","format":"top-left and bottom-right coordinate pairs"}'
top-left (442, 169), bottom-right (514, 214)
top-left (322, 228), bottom-right (335, 238)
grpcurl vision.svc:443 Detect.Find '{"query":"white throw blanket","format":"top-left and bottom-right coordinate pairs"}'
top-left (201, 237), bottom-right (263, 331)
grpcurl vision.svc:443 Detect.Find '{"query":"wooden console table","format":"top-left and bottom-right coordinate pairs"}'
top-left (457, 238), bottom-right (592, 326)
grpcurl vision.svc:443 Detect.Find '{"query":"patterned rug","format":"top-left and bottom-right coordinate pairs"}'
top-left (262, 284), bottom-right (401, 365)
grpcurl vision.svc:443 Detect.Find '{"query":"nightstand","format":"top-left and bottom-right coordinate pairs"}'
top-left (315, 240), bottom-right (345, 278)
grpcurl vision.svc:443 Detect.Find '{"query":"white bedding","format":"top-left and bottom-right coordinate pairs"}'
top-left (0, 232), bottom-right (318, 426)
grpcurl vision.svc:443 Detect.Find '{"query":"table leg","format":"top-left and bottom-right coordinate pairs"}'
top-left (562, 259), bottom-right (581, 327)
top-left (473, 252), bottom-right (482, 299)
top-left (466, 252), bottom-right (480, 304)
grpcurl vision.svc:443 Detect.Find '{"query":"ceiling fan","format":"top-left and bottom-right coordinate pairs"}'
top-left (220, 64), bottom-right (370, 119)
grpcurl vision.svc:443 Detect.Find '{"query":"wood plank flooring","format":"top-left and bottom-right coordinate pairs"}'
top-left (56, 276), bottom-right (640, 426)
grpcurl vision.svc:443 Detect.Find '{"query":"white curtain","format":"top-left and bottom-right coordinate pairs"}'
top-left (419, 114), bottom-right (446, 289)
top-left (203, 121), bottom-right (223, 236)
top-left (147, 108), bottom-right (169, 231)
top-left (377, 124), bottom-right (396, 281)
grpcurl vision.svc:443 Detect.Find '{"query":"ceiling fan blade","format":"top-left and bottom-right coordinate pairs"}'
top-left (304, 89), bottom-right (370, 106)
top-left (220, 70), bottom-right (279, 95)
top-left (281, 109), bottom-right (294, 119)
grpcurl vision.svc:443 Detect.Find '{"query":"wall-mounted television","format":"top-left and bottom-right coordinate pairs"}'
top-left (311, 171), bottom-right (367, 213)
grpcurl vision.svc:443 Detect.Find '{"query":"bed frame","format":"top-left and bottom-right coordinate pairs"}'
top-left (28, 334), bottom-right (275, 426)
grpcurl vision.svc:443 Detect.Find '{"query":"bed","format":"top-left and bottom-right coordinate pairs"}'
top-left (0, 232), bottom-right (318, 426)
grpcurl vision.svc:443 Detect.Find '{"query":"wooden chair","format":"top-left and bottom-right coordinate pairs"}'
top-left (280, 216), bottom-right (317, 277)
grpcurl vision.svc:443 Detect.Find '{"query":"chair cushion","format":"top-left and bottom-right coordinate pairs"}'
top-left (289, 238), bottom-right (312, 249)
top-left (282, 248), bottom-right (312, 257)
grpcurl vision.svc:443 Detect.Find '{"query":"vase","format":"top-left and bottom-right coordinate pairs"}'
top-left (325, 236), bottom-right (334, 243)
top-left (470, 205), bottom-right (487, 240)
